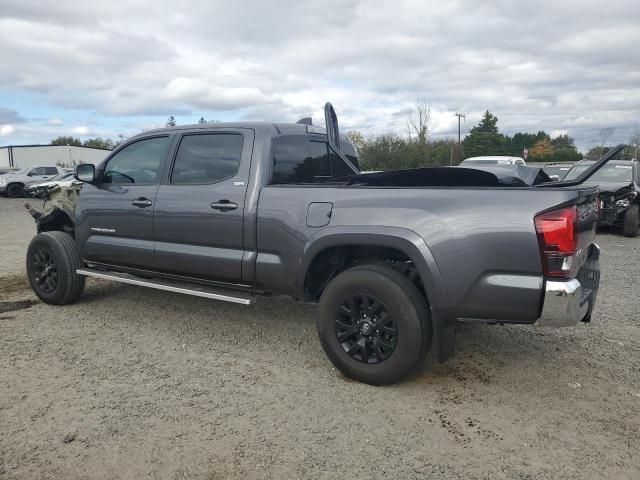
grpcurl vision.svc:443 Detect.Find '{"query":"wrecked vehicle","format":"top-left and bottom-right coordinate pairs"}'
top-left (24, 172), bottom-right (76, 198)
top-left (0, 166), bottom-right (65, 197)
top-left (564, 159), bottom-right (639, 237)
top-left (24, 103), bottom-right (615, 385)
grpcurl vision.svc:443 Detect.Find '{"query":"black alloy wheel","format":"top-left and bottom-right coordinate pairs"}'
top-left (335, 293), bottom-right (398, 364)
top-left (31, 247), bottom-right (59, 294)
top-left (317, 263), bottom-right (432, 385)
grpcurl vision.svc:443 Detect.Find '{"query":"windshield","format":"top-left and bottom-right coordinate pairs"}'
top-left (564, 164), bottom-right (633, 182)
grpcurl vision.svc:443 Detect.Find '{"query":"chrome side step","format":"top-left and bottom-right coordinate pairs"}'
top-left (76, 268), bottom-right (255, 305)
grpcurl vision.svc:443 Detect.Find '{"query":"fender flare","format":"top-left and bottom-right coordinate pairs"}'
top-left (297, 225), bottom-right (452, 316)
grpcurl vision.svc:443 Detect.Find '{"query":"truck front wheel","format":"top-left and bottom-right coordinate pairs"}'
top-left (316, 264), bottom-right (431, 385)
top-left (26, 231), bottom-right (85, 305)
top-left (622, 204), bottom-right (639, 237)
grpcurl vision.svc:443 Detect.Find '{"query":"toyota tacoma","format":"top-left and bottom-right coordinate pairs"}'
top-left (24, 104), bottom-right (614, 385)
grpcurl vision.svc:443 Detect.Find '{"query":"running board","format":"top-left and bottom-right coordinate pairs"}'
top-left (76, 268), bottom-right (255, 305)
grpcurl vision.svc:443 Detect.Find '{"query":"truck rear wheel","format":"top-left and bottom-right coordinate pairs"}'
top-left (26, 231), bottom-right (85, 305)
top-left (316, 264), bottom-right (431, 385)
top-left (622, 204), bottom-right (639, 237)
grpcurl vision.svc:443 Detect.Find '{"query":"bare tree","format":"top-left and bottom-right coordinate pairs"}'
top-left (598, 127), bottom-right (615, 149)
top-left (406, 98), bottom-right (431, 144)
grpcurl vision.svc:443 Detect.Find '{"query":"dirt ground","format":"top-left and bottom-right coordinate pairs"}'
top-left (1, 197), bottom-right (639, 479)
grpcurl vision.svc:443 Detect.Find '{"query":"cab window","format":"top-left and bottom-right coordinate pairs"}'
top-left (271, 135), bottom-right (357, 184)
top-left (102, 136), bottom-right (170, 184)
top-left (171, 134), bottom-right (244, 185)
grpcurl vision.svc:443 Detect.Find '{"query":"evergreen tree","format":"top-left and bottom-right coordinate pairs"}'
top-left (462, 111), bottom-right (506, 157)
top-left (166, 116), bottom-right (176, 127)
top-left (198, 117), bottom-right (207, 124)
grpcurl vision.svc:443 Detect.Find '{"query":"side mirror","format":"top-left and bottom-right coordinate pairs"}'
top-left (75, 164), bottom-right (96, 183)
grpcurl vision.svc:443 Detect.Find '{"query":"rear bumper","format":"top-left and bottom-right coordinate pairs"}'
top-left (536, 244), bottom-right (600, 327)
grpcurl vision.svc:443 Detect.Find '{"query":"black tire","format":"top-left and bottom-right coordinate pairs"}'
top-left (622, 204), bottom-right (639, 237)
top-left (7, 183), bottom-right (24, 198)
top-left (317, 264), bottom-right (432, 385)
top-left (26, 231), bottom-right (85, 305)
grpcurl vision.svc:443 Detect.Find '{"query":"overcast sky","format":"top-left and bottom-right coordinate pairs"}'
top-left (0, 0), bottom-right (638, 152)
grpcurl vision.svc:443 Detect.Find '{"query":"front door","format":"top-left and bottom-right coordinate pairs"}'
top-left (152, 129), bottom-right (253, 283)
top-left (76, 135), bottom-right (172, 269)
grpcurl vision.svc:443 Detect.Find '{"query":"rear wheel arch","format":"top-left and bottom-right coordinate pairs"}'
top-left (299, 228), bottom-right (451, 313)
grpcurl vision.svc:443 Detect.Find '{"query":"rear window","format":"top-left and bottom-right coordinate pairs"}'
top-left (44, 167), bottom-right (59, 175)
top-left (271, 135), bottom-right (357, 184)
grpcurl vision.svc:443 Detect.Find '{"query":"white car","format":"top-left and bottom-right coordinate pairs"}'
top-left (460, 156), bottom-right (527, 166)
top-left (0, 166), bottom-right (65, 197)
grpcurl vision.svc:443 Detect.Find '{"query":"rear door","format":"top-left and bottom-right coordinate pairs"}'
top-left (152, 128), bottom-right (254, 283)
top-left (76, 135), bottom-right (172, 269)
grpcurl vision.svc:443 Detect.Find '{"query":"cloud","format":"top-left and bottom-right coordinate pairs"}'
top-left (70, 126), bottom-right (90, 136)
top-left (0, 108), bottom-right (26, 124)
top-left (0, 125), bottom-right (15, 136)
top-left (46, 118), bottom-right (64, 126)
top-left (0, 0), bottom-right (638, 150)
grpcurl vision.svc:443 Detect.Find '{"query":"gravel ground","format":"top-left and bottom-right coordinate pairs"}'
top-left (1, 197), bottom-right (639, 479)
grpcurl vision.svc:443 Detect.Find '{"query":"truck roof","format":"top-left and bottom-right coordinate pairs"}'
top-left (135, 121), bottom-right (315, 139)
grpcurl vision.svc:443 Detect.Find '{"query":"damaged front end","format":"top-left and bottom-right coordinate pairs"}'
top-left (24, 182), bottom-right (82, 234)
top-left (595, 184), bottom-right (638, 226)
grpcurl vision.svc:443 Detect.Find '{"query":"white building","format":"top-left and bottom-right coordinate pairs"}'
top-left (0, 144), bottom-right (110, 169)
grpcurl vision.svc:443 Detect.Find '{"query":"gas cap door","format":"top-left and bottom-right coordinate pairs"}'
top-left (306, 202), bottom-right (333, 227)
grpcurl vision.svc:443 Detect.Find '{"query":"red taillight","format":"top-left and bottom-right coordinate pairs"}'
top-left (535, 206), bottom-right (578, 277)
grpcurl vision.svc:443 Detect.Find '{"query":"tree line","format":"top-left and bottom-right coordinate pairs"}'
top-left (48, 115), bottom-right (217, 150)
top-left (50, 135), bottom-right (125, 150)
top-left (348, 107), bottom-right (591, 172)
top-left (347, 102), bottom-right (639, 171)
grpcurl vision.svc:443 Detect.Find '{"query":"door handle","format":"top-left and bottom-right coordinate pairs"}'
top-left (210, 200), bottom-right (238, 211)
top-left (131, 198), bottom-right (153, 208)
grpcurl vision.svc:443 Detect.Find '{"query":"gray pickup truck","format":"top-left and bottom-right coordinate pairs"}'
top-left (25, 104), bottom-right (610, 385)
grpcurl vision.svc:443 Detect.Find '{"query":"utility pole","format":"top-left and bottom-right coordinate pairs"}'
top-left (455, 113), bottom-right (465, 143)
top-left (453, 113), bottom-right (465, 166)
